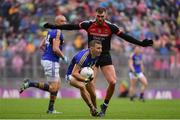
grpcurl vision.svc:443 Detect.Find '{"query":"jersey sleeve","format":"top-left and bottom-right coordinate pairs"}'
top-left (79, 21), bottom-right (91, 30)
top-left (49, 30), bottom-right (61, 40)
top-left (110, 24), bottom-right (123, 35)
top-left (60, 32), bottom-right (63, 40)
top-left (75, 51), bottom-right (89, 67)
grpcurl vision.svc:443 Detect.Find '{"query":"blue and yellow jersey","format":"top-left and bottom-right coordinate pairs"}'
top-left (66, 49), bottom-right (98, 75)
top-left (42, 29), bottom-right (64, 62)
top-left (131, 53), bottom-right (143, 73)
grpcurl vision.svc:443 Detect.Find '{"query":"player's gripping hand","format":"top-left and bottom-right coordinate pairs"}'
top-left (132, 72), bottom-right (138, 79)
top-left (59, 56), bottom-right (69, 64)
top-left (142, 39), bottom-right (153, 47)
top-left (85, 74), bottom-right (94, 83)
top-left (43, 23), bottom-right (55, 29)
top-left (62, 56), bottom-right (68, 64)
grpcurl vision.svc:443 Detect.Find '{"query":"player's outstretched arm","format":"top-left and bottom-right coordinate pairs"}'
top-left (43, 23), bottom-right (81, 30)
top-left (118, 33), bottom-right (153, 47)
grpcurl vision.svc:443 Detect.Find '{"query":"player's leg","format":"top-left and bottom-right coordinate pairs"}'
top-left (69, 77), bottom-right (97, 116)
top-left (139, 73), bottom-right (148, 101)
top-left (19, 78), bottom-right (50, 93)
top-left (129, 76), bottom-right (137, 101)
top-left (20, 60), bottom-right (52, 93)
top-left (85, 67), bottom-right (98, 108)
top-left (47, 79), bottom-right (60, 113)
top-left (99, 65), bottom-right (117, 117)
top-left (46, 61), bottom-right (61, 113)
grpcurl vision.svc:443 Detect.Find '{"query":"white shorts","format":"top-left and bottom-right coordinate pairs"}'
top-left (41, 60), bottom-right (60, 81)
top-left (129, 72), bottom-right (144, 80)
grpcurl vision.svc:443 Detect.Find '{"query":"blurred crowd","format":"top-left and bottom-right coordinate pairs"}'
top-left (0, 0), bottom-right (180, 77)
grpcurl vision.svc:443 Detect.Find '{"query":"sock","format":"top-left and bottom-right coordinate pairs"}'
top-left (103, 99), bottom-right (109, 107)
top-left (140, 92), bottom-right (144, 99)
top-left (99, 99), bottom-right (109, 113)
top-left (88, 103), bottom-right (93, 109)
top-left (29, 81), bottom-right (49, 91)
top-left (48, 91), bottom-right (58, 111)
top-left (130, 94), bottom-right (136, 98)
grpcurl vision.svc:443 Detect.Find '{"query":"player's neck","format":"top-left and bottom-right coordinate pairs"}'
top-left (90, 51), bottom-right (96, 58)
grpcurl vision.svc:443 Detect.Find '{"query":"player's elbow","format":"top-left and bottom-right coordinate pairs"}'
top-left (72, 72), bottom-right (78, 79)
top-left (53, 47), bottom-right (59, 53)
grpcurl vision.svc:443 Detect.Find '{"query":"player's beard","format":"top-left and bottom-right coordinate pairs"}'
top-left (96, 19), bottom-right (104, 26)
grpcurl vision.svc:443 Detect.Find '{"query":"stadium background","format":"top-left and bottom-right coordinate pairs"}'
top-left (0, 0), bottom-right (180, 99)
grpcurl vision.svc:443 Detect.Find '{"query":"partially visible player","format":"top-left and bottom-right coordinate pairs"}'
top-left (128, 46), bottom-right (148, 102)
top-left (66, 40), bottom-right (102, 116)
top-left (19, 15), bottom-right (68, 114)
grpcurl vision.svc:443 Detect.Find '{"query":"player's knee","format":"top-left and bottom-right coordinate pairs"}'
top-left (49, 85), bottom-right (53, 92)
top-left (49, 84), bottom-right (58, 92)
top-left (90, 91), bottom-right (96, 99)
top-left (109, 79), bottom-right (116, 86)
top-left (79, 85), bottom-right (86, 91)
top-left (144, 82), bottom-right (148, 88)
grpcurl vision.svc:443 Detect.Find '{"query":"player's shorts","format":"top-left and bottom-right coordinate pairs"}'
top-left (41, 60), bottom-right (60, 81)
top-left (96, 52), bottom-right (112, 67)
top-left (129, 72), bottom-right (144, 80)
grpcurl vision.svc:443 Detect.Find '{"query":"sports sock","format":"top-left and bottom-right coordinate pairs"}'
top-left (88, 103), bottom-right (94, 109)
top-left (103, 99), bottom-right (109, 107)
top-left (104, 99), bottom-right (109, 105)
top-left (29, 81), bottom-right (49, 91)
top-left (48, 91), bottom-right (58, 111)
top-left (140, 92), bottom-right (144, 99)
top-left (101, 99), bottom-right (109, 111)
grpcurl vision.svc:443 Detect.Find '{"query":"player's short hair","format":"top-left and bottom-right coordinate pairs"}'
top-left (89, 40), bottom-right (102, 47)
top-left (96, 7), bottom-right (106, 14)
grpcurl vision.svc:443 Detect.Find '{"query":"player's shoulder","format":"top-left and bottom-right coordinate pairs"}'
top-left (48, 29), bottom-right (61, 34)
top-left (105, 20), bottom-right (118, 27)
top-left (78, 48), bottom-right (89, 56)
top-left (105, 20), bottom-right (112, 25)
top-left (81, 19), bottom-right (95, 24)
top-left (129, 52), bottom-right (134, 58)
top-left (75, 49), bottom-right (89, 61)
top-left (76, 49), bottom-right (88, 57)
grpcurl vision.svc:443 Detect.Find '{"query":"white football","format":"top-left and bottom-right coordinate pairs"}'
top-left (80, 67), bottom-right (94, 78)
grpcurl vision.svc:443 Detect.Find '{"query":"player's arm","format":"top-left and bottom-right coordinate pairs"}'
top-left (44, 23), bottom-right (80, 30)
top-left (39, 37), bottom-right (46, 51)
top-left (71, 64), bottom-right (87, 82)
top-left (43, 21), bottom-right (90, 30)
top-left (140, 60), bottom-right (145, 73)
top-left (111, 24), bottom-right (153, 47)
top-left (52, 30), bottom-right (65, 59)
top-left (128, 54), bottom-right (135, 73)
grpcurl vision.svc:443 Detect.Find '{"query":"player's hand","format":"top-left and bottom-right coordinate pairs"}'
top-left (88, 74), bottom-right (94, 81)
top-left (142, 39), bottom-right (153, 47)
top-left (43, 23), bottom-right (55, 29)
top-left (62, 56), bottom-right (69, 64)
top-left (132, 72), bottom-right (138, 78)
top-left (85, 74), bottom-right (94, 83)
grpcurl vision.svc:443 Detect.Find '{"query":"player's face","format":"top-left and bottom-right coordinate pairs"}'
top-left (95, 12), bottom-right (106, 25)
top-left (134, 46), bottom-right (141, 54)
top-left (56, 16), bottom-right (67, 25)
top-left (92, 43), bottom-right (102, 57)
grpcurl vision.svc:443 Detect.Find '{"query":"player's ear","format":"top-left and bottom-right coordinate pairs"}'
top-left (89, 46), bottom-right (93, 50)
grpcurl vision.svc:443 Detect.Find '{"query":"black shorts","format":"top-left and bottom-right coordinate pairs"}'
top-left (96, 52), bottom-right (112, 67)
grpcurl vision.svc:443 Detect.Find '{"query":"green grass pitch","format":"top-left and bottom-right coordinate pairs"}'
top-left (0, 98), bottom-right (180, 119)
